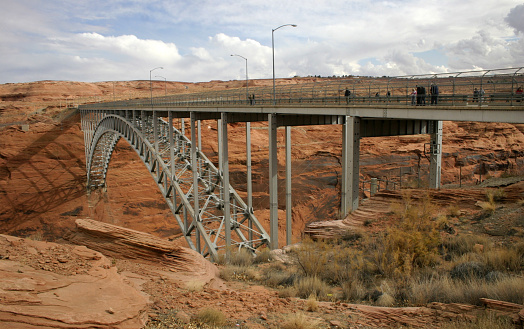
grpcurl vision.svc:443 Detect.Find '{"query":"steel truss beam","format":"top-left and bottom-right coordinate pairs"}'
top-left (81, 110), bottom-right (270, 259)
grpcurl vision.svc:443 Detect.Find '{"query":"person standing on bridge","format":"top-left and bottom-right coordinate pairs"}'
top-left (344, 88), bottom-right (351, 104)
top-left (516, 86), bottom-right (523, 102)
top-left (411, 88), bottom-right (417, 105)
top-left (430, 83), bottom-right (439, 105)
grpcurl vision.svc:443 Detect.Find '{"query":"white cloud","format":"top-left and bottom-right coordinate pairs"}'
top-left (0, 0), bottom-right (523, 83)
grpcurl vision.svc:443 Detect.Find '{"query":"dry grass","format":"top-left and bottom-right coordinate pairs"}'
top-left (184, 280), bottom-right (205, 292)
top-left (294, 276), bottom-right (331, 300)
top-left (219, 265), bottom-right (260, 282)
top-left (305, 294), bottom-right (319, 312)
top-left (483, 248), bottom-right (522, 272)
top-left (439, 311), bottom-right (512, 329)
top-left (409, 275), bottom-right (524, 305)
top-left (443, 234), bottom-right (492, 257)
top-left (341, 280), bottom-right (366, 302)
top-left (253, 247), bottom-right (272, 264)
top-left (281, 312), bottom-right (323, 329)
top-left (194, 308), bottom-right (226, 327)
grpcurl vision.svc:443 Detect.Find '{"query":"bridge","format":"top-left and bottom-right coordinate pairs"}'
top-left (79, 67), bottom-right (524, 259)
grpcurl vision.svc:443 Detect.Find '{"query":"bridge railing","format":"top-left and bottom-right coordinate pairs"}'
top-left (80, 67), bottom-right (524, 109)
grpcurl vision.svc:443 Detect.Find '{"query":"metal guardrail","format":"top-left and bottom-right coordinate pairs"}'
top-left (80, 67), bottom-right (524, 109)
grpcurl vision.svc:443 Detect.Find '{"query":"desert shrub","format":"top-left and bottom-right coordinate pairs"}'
top-left (293, 238), bottom-right (330, 279)
top-left (447, 204), bottom-right (462, 217)
top-left (369, 193), bottom-right (441, 279)
top-left (219, 265), bottom-right (260, 282)
top-left (441, 234), bottom-right (491, 258)
top-left (440, 311), bottom-right (512, 329)
top-left (281, 312), bottom-right (322, 329)
top-left (263, 268), bottom-right (296, 287)
top-left (278, 286), bottom-right (297, 298)
top-left (409, 275), bottom-right (524, 305)
top-left (228, 248), bottom-right (254, 267)
top-left (194, 308), bottom-right (226, 326)
top-left (484, 276), bottom-right (524, 304)
top-left (490, 188), bottom-right (506, 202)
top-left (450, 261), bottom-right (488, 281)
top-left (341, 280), bottom-right (367, 302)
top-left (215, 247), bottom-right (254, 266)
top-left (184, 280), bottom-right (205, 292)
top-left (305, 294), bottom-right (319, 312)
top-left (477, 191), bottom-right (500, 214)
top-left (376, 292), bottom-right (395, 307)
top-left (483, 247), bottom-right (522, 272)
top-left (262, 262), bottom-right (296, 287)
top-left (340, 227), bottom-right (365, 242)
top-left (253, 247), bottom-right (272, 264)
top-left (294, 276), bottom-right (331, 300)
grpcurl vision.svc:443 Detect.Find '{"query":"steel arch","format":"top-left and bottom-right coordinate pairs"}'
top-left (84, 113), bottom-right (270, 259)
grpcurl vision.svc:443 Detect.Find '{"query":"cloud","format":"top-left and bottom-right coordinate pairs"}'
top-left (505, 3), bottom-right (524, 34)
top-left (445, 30), bottom-right (524, 70)
top-left (0, 0), bottom-right (523, 83)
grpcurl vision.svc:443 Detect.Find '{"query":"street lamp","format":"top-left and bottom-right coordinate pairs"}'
top-left (231, 54), bottom-right (249, 104)
top-left (272, 24), bottom-right (297, 105)
top-left (155, 75), bottom-right (167, 96)
top-left (150, 66), bottom-right (163, 104)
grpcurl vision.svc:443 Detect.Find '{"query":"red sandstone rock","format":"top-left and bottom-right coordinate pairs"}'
top-left (0, 234), bottom-right (149, 328)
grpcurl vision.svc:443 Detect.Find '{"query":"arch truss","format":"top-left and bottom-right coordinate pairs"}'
top-left (80, 109), bottom-right (270, 259)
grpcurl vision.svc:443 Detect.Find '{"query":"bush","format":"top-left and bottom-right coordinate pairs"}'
top-left (376, 292), bottom-right (395, 307)
top-left (194, 308), bottom-right (226, 326)
top-left (450, 261), bottom-right (488, 280)
top-left (294, 276), bottom-right (331, 300)
top-left (483, 248), bottom-right (522, 272)
top-left (262, 263), bottom-right (296, 287)
top-left (440, 311), bottom-right (512, 329)
top-left (408, 275), bottom-right (524, 305)
top-left (253, 247), bottom-right (272, 264)
top-left (219, 265), bottom-right (260, 281)
top-left (281, 312), bottom-right (322, 329)
top-left (370, 193), bottom-right (441, 279)
top-left (305, 295), bottom-right (319, 312)
top-left (442, 234), bottom-right (491, 258)
top-left (341, 280), bottom-right (366, 302)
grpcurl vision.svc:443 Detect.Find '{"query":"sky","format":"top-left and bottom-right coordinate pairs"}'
top-left (1, 0), bottom-right (523, 84)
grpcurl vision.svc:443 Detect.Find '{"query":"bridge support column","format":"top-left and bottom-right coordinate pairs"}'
top-left (285, 126), bottom-right (292, 246)
top-left (246, 122), bottom-right (253, 246)
top-left (341, 116), bottom-right (361, 216)
top-left (268, 113), bottom-right (278, 249)
top-left (429, 120), bottom-right (443, 189)
top-left (220, 113), bottom-right (232, 251)
top-left (190, 113), bottom-right (201, 252)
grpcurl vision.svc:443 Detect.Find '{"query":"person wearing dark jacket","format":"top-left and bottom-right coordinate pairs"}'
top-left (430, 83), bottom-right (439, 105)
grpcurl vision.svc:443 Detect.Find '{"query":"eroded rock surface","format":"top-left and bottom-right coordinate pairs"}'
top-left (0, 234), bottom-right (149, 328)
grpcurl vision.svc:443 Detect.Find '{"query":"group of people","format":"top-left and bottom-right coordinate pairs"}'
top-left (410, 83), bottom-right (439, 106)
top-left (343, 84), bottom-right (524, 105)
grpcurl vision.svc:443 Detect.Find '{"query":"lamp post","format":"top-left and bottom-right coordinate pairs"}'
top-left (155, 75), bottom-right (167, 96)
top-left (150, 66), bottom-right (163, 104)
top-left (230, 54), bottom-right (249, 103)
top-left (272, 24), bottom-right (297, 105)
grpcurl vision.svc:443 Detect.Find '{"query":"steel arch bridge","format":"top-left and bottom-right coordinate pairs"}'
top-left (80, 66), bottom-right (524, 258)
top-left (81, 110), bottom-right (269, 259)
